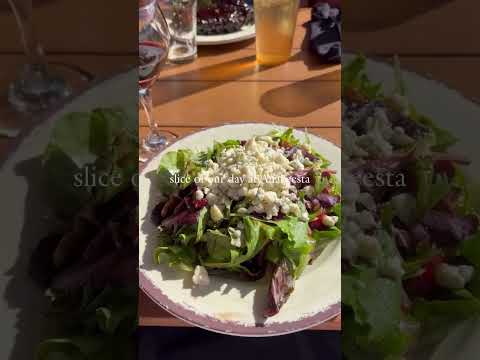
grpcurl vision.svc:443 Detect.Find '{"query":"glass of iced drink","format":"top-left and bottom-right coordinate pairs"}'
top-left (254, 0), bottom-right (300, 66)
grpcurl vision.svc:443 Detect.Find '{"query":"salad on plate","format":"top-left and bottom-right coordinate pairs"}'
top-left (342, 56), bottom-right (480, 359)
top-left (30, 108), bottom-right (138, 359)
top-left (150, 128), bottom-right (341, 317)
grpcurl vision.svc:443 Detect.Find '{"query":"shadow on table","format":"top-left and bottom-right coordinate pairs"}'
top-left (260, 70), bottom-right (340, 118)
top-left (154, 48), bottom-right (337, 107)
top-left (198, 40), bottom-right (256, 57)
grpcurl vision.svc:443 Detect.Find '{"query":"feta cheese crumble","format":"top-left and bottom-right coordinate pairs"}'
top-left (195, 136), bottom-right (307, 219)
top-left (192, 265), bottom-right (210, 286)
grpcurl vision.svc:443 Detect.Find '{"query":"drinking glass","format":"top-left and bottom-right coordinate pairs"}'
top-left (254, 0), bottom-right (300, 66)
top-left (160, 0), bottom-right (197, 63)
top-left (139, 0), bottom-right (175, 151)
top-left (7, 0), bottom-right (72, 113)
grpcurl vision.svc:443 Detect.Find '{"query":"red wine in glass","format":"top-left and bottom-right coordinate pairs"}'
top-left (139, 40), bottom-right (168, 90)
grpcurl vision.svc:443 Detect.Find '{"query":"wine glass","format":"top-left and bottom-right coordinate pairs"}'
top-left (139, 0), bottom-right (175, 152)
top-left (7, 0), bottom-right (80, 113)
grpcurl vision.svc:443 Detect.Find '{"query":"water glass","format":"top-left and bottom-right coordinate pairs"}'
top-left (161, 0), bottom-right (197, 63)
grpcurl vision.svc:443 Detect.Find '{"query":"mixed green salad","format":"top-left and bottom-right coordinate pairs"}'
top-left (30, 108), bottom-right (138, 359)
top-left (150, 128), bottom-right (341, 316)
top-left (342, 56), bottom-right (480, 359)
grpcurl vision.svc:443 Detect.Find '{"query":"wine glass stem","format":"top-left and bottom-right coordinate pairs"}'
top-left (8, 0), bottom-right (45, 66)
top-left (140, 88), bottom-right (157, 133)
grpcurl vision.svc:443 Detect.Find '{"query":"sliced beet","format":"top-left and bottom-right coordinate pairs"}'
top-left (309, 214), bottom-right (327, 231)
top-left (192, 198), bottom-right (208, 210)
top-left (403, 255), bottom-right (443, 299)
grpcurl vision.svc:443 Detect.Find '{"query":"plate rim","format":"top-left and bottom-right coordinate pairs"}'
top-left (0, 67), bottom-right (135, 168)
top-left (139, 123), bottom-right (341, 336)
top-left (197, 24), bottom-right (256, 46)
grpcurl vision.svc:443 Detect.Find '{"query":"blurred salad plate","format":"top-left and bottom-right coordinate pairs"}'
top-left (0, 69), bottom-right (137, 359)
top-left (342, 54), bottom-right (480, 360)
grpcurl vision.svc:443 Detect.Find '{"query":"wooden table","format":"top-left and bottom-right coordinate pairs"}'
top-left (138, 8), bottom-right (341, 330)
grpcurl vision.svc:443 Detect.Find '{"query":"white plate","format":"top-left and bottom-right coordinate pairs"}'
top-left (0, 70), bottom-right (136, 359)
top-left (197, 24), bottom-right (256, 45)
top-left (139, 124), bottom-right (341, 336)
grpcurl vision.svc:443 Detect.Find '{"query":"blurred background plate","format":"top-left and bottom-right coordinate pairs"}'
top-left (197, 24), bottom-right (256, 46)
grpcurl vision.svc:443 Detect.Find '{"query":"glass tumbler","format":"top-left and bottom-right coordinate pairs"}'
top-left (161, 0), bottom-right (198, 63)
top-left (254, 0), bottom-right (300, 66)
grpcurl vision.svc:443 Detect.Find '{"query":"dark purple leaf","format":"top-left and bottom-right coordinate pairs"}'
top-left (161, 195), bottom-right (181, 218)
top-left (173, 198), bottom-right (188, 215)
top-left (301, 147), bottom-right (319, 161)
top-left (179, 183), bottom-right (197, 198)
top-left (284, 146), bottom-right (299, 160)
top-left (51, 252), bottom-right (121, 291)
top-left (264, 259), bottom-right (295, 318)
top-left (409, 223), bottom-right (431, 246)
top-left (422, 210), bottom-right (479, 246)
top-left (316, 193), bottom-right (339, 208)
top-left (161, 210), bottom-right (199, 232)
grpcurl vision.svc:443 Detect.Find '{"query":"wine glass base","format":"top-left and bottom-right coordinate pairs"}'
top-left (142, 131), bottom-right (169, 152)
top-left (8, 67), bottom-right (71, 114)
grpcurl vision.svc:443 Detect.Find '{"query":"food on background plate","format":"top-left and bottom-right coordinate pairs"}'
top-left (197, 0), bottom-right (254, 35)
top-left (150, 128), bottom-right (341, 317)
top-left (342, 56), bottom-right (480, 359)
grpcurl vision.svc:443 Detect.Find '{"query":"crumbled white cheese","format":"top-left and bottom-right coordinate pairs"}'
top-left (322, 215), bottom-right (339, 228)
top-left (303, 185), bottom-right (315, 197)
top-left (194, 189), bottom-right (204, 200)
top-left (210, 204), bottom-right (224, 222)
top-left (357, 234), bottom-right (382, 261)
top-left (434, 263), bottom-right (466, 289)
top-left (192, 265), bottom-right (210, 286)
top-left (380, 256), bottom-right (405, 280)
top-left (435, 263), bottom-right (474, 289)
top-left (228, 227), bottom-right (243, 247)
top-left (300, 211), bottom-right (309, 222)
top-left (195, 139), bottom-right (302, 219)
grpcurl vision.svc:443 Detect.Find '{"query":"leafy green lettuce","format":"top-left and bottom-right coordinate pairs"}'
top-left (202, 217), bottom-right (275, 273)
top-left (342, 55), bottom-right (382, 99)
top-left (36, 286), bottom-right (136, 360)
top-left (342, 267), bottom-right (411, 360)
top-left (42, 108), bottom-right (137, 217)
top-left (156, 149), bottom-right (206, 194)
